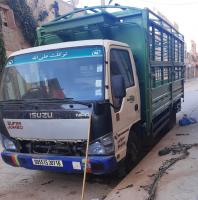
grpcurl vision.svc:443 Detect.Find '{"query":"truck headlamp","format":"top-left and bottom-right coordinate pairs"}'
top-left (1, 135), bottom-right (17, 151)
top-left (88, 133), bottom-right (114, 155)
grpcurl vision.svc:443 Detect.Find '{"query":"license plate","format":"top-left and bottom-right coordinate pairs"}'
top-left (32, 159), bottom-right (63, 167)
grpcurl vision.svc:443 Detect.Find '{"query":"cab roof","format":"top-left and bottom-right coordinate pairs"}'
top-left (10, 40), bottom-right (129, 57)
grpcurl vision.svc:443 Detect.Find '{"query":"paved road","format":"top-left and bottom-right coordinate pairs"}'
top-left (106, 78), bottom-right (198, 200)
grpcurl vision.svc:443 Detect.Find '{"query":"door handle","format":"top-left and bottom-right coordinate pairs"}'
top-left (127, 95), bottom-right (135, 103)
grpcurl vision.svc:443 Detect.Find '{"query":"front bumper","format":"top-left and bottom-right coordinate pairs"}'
top-left (1, 151), bottom-right (117, 175)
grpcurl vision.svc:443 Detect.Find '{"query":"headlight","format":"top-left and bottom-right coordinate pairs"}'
top-left (88, 133), bottom-right (114, 155)
top-left (1, 135), bottom-right (17, 151)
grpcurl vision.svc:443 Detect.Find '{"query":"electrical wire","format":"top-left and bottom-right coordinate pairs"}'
top-left (115, 0), bottom-right (198, 6)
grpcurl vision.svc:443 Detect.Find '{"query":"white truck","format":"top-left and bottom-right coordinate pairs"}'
top-left (0, 6), bottom-right (184, 175)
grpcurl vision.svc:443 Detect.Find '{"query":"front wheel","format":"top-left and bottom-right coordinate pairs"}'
top-left (125, 130), bottom-right (141, 172)
top-left (117, 129), bottom-right (141, 177)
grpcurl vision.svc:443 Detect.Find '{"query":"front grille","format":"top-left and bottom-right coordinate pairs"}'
top-left (17, 140), bottom-right (86, 156)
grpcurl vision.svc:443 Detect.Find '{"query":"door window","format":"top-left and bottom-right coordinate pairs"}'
top-left (110, 49), bottom-right (134, 88)
top-left (110, 49), bottom-right (135, 108)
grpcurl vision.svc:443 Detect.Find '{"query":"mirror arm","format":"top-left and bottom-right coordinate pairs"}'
top-left (99, 101), bottom-right (120, 110)
top-left (109, 102), bottom-right (120, 110)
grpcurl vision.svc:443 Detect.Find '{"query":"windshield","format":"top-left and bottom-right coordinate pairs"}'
top-left (0, 46), bottom-right (105, 101)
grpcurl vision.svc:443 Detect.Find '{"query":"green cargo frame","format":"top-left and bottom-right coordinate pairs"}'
top-left (37, 6), bottom-right (184, 136)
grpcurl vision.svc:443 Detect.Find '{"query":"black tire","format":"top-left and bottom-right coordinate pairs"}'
top-left (125, 130), bottom-right (140, 172)
top-left (165, 111), bottom-right (176, 133)
top-left (169, 111), bottom-right (176, 129)
top-left (117, 129), bottom-right (141, 177)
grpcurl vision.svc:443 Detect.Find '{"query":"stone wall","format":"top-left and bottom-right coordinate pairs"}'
top-left (0, 3), bottom-right (30, 56)
top-left (26, 0), bottom-right (79, 24)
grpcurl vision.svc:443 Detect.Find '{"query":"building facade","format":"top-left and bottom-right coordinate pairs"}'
top-left (185, 40), bottom-right (198, 79)
top-left (0, 0), bottom-right (79, 56)
top-left (26, 0), bottom-right (79, 24)
top-left (0, 3), bottom-right (29, 56)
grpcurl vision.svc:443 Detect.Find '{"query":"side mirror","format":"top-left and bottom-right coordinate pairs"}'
top-left (111, 75), bottom-right (126, 99)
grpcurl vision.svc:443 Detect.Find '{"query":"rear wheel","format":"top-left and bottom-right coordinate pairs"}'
top-left (169, 111), bottom-right (176, 130)
top-left (164, 111), bottom-right (177, 133)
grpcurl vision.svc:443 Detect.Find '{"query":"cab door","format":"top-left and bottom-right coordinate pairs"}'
top-left (108, 46), bottom-right (140, 159)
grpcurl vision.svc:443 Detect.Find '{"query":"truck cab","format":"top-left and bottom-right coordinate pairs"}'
top-left (0, 39), bottom-right (140, 174)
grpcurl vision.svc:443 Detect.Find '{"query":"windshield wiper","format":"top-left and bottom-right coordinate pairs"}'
top-left (37, 98), bottom-right (92, 107)
top-left (0, 99), bottom-right (39, 106)
top-left (0, 98), bottom-right (92, 107)
top-left (0, 99), bottom-right (27, 104)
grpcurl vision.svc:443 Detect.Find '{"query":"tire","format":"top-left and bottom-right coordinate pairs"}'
top-left (117, 129), bottom-right (141, 177)
top-left (125, 130), bottom-right (140, 172)
top-left (169, 111), bottom-right (176, 129)
top-left (165, 111), bottom-right (176, 133)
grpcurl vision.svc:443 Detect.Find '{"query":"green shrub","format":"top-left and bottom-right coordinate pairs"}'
top-left (0, 16), bottom-right (6, 71)
top-left (38, 10), bottom-right (49, 22)
top-left (6, 0), bottom-right (37, 46)
top-left (0, 34), bottom-right (6, 72)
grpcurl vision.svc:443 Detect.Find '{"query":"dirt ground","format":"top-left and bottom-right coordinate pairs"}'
top-left (0, 78), bottom-right (198, 200)
top-left (0, 145), bottom-right (121, 200)
top-left (105, 78), bottom-right (198, 200)
top-left (2, 144), bottom-right (124, 200)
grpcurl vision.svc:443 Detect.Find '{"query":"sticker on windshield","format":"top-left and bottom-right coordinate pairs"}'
top-left (6, 46), bottom-right (104, 67)
top-left (97, 64), bottom-right (103, 72)
top-left (95, 89), bottom-right (102, 96)
top-left (95, 80), bottom-right (102, 88)
top-left (92, 49), bottom-right (102, 56)
top-left (7, 59), bottom-right (14, 65)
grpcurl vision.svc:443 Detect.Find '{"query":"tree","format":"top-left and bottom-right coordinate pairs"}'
top-left (0, 34), bottom-right (6, 72)
top-left (0, 15), bottom-right (6, 72)
top-left (38, 10), bottom-right (49, 22)
top-left (6, 0), bottom-right (37, 46)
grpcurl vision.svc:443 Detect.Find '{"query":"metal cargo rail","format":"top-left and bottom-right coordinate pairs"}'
top-left (37, 5), bottom-right (184, 135)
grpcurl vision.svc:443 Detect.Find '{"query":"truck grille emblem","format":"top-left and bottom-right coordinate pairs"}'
top-left (29, 112), bottom-right (53, 119)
